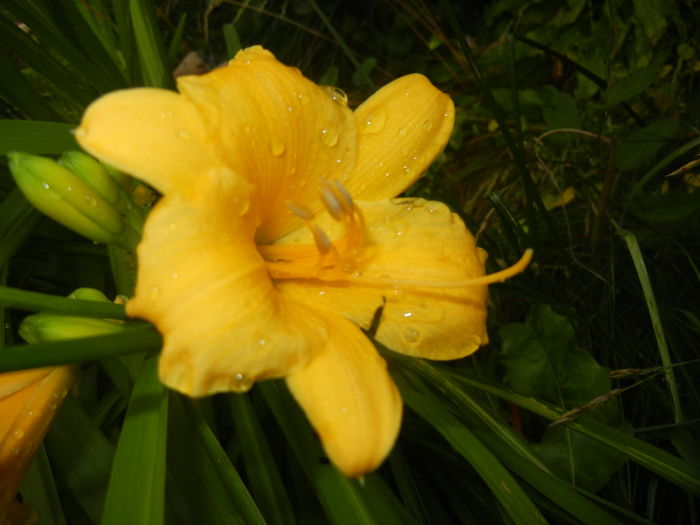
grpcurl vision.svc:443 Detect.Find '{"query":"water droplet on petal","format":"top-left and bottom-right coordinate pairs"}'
top-left (231, 373), bottom-right (253, 393)
top-left (397, 128), bottom-right (408, 138)
top-left (257, 338), bottom-right (266, 346)
top-left (178, 130), bottom-right (190, 140)
top-left (402, 311), bottom-right (413, 318)
top-left (66, 185), bottom-right (73, 192)
top-left (270, 141), bottom-right (286, 156)
top-left (149, 286), bottom-right (159, 299)
top-left (42, 182), bottom-right (50, 190)
top-left (362, 108), bottom-right (387, 134)
top-left (340, 407), bottom-right (349, 414)
top-left (324, 86), bottom-right (348, 106)
top-left (422, 120), bottom-right (433, 130)
top-left (13, 429), bottom-right (25, 439)
top-left (403, 327), bottom-right (422, 344)
top-left (11, 447), bottom-right (20, 456)
top-left (75, 128), bottom-right (86, 138)
top-left (321, 128), bottom-right (339, 147)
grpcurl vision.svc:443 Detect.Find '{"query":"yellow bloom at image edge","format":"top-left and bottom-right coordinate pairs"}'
top-left (0, 367), bottom-right (77, 524)
top-left (75, 45), bottom-right (495, 477)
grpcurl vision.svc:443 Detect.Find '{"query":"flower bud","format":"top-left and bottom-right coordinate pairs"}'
top-left (8, 152), bottom-right (124, 245)
top-left (59, 150), bottom-right (120, 205)
top-left (19, 314), bottom-right (125, 344)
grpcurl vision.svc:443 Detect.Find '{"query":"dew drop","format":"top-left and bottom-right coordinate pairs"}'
top-left (11, 447), bottom-right (20, 456)
top-left (171, 272), bottom-right (179, 279)
top-left (42, 182), bottom-right (50, 190)
top-left (178, 130), bottom-right (190, 140)
top-left (428, 203), bottom-right (447, 215)
top-left (403, 311), bottom-right (413, 318)
top-left (257, 338), bottom-right (267, 346)
top-left (397, 128), bottom-right (408, 138)
top-left (340, 407), bottom-right (349, 414)
top-left (321, 128), bottom-right (339, 147)
top-left (403, 327), bottom-right (422, 344)
top-left (422, 120), bottom-right (433, 130)
top-left (231, 373), bottom-right (253, 393)
top-left (270, 141), bottom-right (286, 156)
top-left (66, 185), bottom-right (73, 192)
top-left (318, 290), bottom-right (327, 296)
top-left (324, 86), bottom-right (348, 106)
top-left (361, 108), bottom-right (387, 134)
top-left (13, 429), bottom-right (25, 439)
top-left (149, 286), bottom-right (160, 299)
top-left (75, 128), bottom-right (87, 138)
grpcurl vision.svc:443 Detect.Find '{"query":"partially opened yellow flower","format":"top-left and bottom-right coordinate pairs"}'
top-left (0, 367), bottom-right (76, 524)
top-left (76, 46), bottom-right (529, 476)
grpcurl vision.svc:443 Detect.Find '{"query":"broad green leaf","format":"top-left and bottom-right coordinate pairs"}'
top-left (102, 356), bottom-right (168, 525)
top-left (540, 86), bottom-right (581, 145)
top-left (498, 305), bottom-right (625, 490)
top-left (0, 121), bottom-right (79, 155)
top-left (616, 118), bottom-right (679, 172)
top-left (631, 188), bottom-right (700, 222)
top-left (604, 66), bottom-right (658, 106)
top-left (632, 0), bottom-right (671, 43)
top-left (222, 22), bottom-right (242, 58)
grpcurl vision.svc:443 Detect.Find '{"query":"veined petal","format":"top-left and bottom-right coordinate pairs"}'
top-left (348, 74), bottom-right (454, 200)
top-left (276, 198), bottom-right (488, 359)
top-left (0, 366), bottom-right (77, 521)
top-left (77, 88), bottom-right (218, 195)
top-left (126, 172), bottom-right (327, 397)
top-left (286, 314), bottom-right (402, 477)
top-left (177, 46), bottom-right (358, 243)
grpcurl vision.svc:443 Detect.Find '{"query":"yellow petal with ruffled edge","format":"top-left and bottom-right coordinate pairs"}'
top-left (347, 74), bottom-right (455, 200)
top-left (76, 88), bottom-right (217, 195)
top-left (176, 46), bottom-right (358, 243)
top-left (286, 314), bottom-right (402, 477)
top-left (126, 172), bottom-right (327, 397)
top-left (275, 197), bottom-right (488, 359)
top-left (0, 366), bottom-right (76, 522)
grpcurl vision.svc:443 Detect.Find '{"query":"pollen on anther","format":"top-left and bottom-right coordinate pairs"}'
top-left (321, 187), bottom-right (344, 220)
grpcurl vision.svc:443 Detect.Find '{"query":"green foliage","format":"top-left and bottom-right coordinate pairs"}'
top-left (499, 305), bottom-right (626, 491)
top-left (1, 0), bottom-right (699, 523)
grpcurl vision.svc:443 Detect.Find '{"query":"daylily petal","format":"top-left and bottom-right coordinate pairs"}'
top-left (126, 172), bottom-right (327, 397)
top-left (77, 88), bottom-right (217, 195)
top-left (0, 366), bottom-right (76, 521)
top-left (286, 314), bottom-right (402, 477)
top-left (276, 197), bottom-right (488, 359)
top-left (347, 74), bottom-right (454, 200)
top-left (176, 46), bottom-right (358, 243)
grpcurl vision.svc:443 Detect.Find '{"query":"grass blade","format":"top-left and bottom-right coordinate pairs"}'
top-left (0, 327), bottom-right (161, 372)
top-left (0, 286), bottom-right (126, 319)
top-left (0, 121), bottom-right (79, 155)
top-left (102, 356), bottom-right (168, 525)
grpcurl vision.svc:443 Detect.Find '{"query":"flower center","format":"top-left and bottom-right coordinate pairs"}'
top-left (258, 180), bottom-right (364, 281)
top-left (257, 180), bottom-right (533, 289)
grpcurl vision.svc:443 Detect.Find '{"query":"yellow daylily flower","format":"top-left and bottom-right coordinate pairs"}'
top-left (76, 46), bottom-right (530, 477)
top-left (0, 367), bottom-right (77, 524)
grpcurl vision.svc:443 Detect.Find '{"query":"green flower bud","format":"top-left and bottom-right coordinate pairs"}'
top-left (59, 151), bottom-right (120, 205)
top-left (101, 162), bottom-right (132, 191)
top-left (8, 152), bottom-right (124, 245)
top-left (68, 287), bottom-right (112, 302)
top-left (19, 288), bottom-right (126, 343)
top-left (19, 313), bottom-right (125, 344)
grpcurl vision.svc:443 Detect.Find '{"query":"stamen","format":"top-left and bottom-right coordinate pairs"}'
top-left (332, 180), bottom-right (354, 211)
top-left (286, 201), bottom-right (314, 220)
top-left (321, 186), bottom-right (344, 220)
top-left (352, 249), bottom-right (534, 288)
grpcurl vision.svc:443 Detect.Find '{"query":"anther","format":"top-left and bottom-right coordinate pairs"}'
top-left (332, 180), bottom-right (354, 211)
top-left (286, 201), bottom-right (314, 220)
top-left (321, 186), bottom-right (344, 220)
